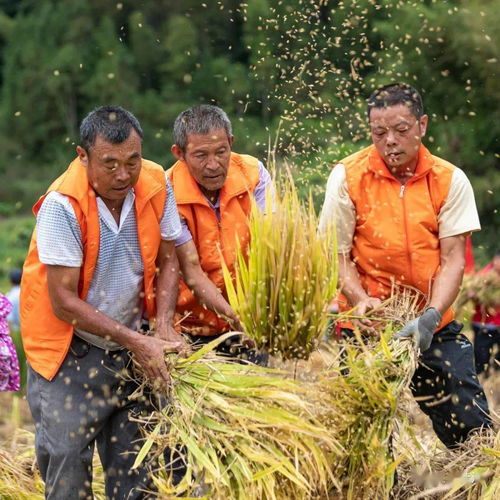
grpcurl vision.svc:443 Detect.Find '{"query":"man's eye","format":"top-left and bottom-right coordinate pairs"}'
top-left (397, 128), bottom-right (409, 134)
top-left (373, 130), bottom-right (386, 137)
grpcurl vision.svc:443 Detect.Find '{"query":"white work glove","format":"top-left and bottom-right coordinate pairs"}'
top-left (394, 307), bottom-right (442, 352)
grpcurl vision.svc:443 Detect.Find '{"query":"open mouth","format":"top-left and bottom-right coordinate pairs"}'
top-left (113, 186), bottom-right (130, 193)
top-left (386, 152), bottom-right (402, 160)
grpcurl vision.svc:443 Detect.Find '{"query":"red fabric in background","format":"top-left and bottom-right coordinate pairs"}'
top-left (464, 235), bottom-right (475, 274)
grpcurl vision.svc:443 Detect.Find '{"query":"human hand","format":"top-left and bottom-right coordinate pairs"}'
top-left (154, 323), bottom-right (191, 356)
top-left (352, 297), bottom-right (383, 335)
top-left (240, 333), bottom-right (256, 349)
top-left (394, 307), bottom-right (441, 352)
top-left (130, 335), bottom-right (185, 385)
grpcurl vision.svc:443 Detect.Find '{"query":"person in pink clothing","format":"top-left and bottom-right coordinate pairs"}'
top-left (0, 293), bottom-right (20, 391)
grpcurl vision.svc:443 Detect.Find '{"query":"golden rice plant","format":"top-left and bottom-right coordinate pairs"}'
top-left (222, 178), bottom-right (338, 359)
top-left (0, 429), bottom-right (105, 499)
top-left (395, 426), bottom-right (500, 500)
top-left (455, 271), bottom-right (500, 318)
top-left (313, 325), bottom-right (417, 499)
top-left (132, 333), bottom-right (343, 499)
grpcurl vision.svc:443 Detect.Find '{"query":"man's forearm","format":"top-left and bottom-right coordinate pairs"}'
top-left (190, 272), bottom-right (236, 321)
top-left (155, 244), bottom-right (181, 331)
top-left (428, 235), bottom-right (467, 316)
top-left (429, 259), bottom-right (464, 315)
top-left (51, 295), bottom-right (143, 350)
top-left (338, 252), bottom-right (370, 305)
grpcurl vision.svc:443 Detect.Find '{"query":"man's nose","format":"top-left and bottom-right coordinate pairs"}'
top-left (205, 156), bottom-right (218, 170)
top-left (386, 129), bottom-right (398, 145)
top-left (115, 164), bottom-right (131, 181)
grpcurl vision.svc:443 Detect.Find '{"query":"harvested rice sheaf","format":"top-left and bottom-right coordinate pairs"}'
top-left (455, 271), bottom-right (500, 319)
top-left (315, 326), bottom-right (418, 500)
top-left (133, 333), bottom-right (343, 499)
top-left (222, 180), bottom-right (338, 360)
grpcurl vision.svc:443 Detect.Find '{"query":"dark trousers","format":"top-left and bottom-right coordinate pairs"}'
top-left (27, 335), bottom-right (155, 500)
top-left (472, 323), bottom-right (500, 375)
top-left (342, 321), bottom-right (492, 449)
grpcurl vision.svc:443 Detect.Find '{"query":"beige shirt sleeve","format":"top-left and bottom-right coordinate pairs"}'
top-left (438, 167), bottom-right (481, 238)
top-left (318, 164), bottom-right (356, 253)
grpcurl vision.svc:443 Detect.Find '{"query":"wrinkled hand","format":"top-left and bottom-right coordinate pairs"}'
top-left (155, 323), bottom-right (191, 357)
top-left (395, 307), bottom-right (442, 352)
top-left (131, 335), bottom-right (185, 385)
top-left (353, 297), bottom-right (383, 335)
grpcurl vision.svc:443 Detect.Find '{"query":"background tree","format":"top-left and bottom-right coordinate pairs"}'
top-left (0, 0), bottom-right (497, 277)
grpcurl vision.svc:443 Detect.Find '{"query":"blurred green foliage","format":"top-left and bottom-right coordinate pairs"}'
top-left (0, 0), bottom-right (497, 268)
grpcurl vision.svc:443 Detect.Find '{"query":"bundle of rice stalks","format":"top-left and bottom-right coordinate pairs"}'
top-left (0, 429), bottom-right (44, 499)
top-left (0, 429), bottom-right (105, 499)
top-left (455, 271), bottom-right (500, 317)
top-left (315, 326), bottom-right (418, 499)
top-left (222, 179), bottom-right (338, 360)
top-left (395, 427), bottom-right (500, 499)
top-left (132, 333), bottom-right (343, 499)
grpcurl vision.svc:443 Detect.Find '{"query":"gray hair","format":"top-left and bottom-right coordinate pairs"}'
top-left (79, 105), bottom-right (143, 152)
top-left (173, 105), bottom-right (232, 150)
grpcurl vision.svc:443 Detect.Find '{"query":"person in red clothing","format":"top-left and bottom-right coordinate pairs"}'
top-left (319, 83), bottom-right (492, 448)
top-left (471, 251), bottom-right (500, 375)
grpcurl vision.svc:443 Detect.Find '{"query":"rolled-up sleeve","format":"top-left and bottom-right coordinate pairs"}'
top-left (37, 192), bottom-right (83, 267)
top-left (318, 164), bottom-right (356, 253)
top-left (438, 167), bottom-right (481, 239)
top-left (160, 175), bottom-right (182, 241)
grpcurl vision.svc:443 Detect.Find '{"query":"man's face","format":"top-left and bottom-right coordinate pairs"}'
top-left (172, 128), bottom-right (233, 195)
top-left (369, 104), bottom-right (428, 174)
top-left (76, 130), bottom-right (142, 206)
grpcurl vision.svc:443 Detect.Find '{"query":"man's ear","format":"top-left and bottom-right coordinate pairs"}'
top-left (228, 135), bottom-right (234, 148)
top-left (76, 145), bottom-right (89, 166)
top-left (419, 114), bottom-right (428, 138)
top-left (171, 144), bottom-right (185, 161)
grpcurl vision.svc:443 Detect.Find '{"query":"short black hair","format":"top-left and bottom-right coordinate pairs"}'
top-left (79, 105), bottom-right (143, 152)
top-left (9, 268), bottom-right (22, 285)
top-left (367, 83), bottom-right (424, 119)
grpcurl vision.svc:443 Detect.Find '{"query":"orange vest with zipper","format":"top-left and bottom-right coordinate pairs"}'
top-left (20, 158), bottom-right (167, 380)
top-left (168, 153), bottom-right (260, 335)
top-left (340, 144), bottom-right (456, 329)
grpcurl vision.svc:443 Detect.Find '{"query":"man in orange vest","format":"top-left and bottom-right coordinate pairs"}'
top-left (164, 104), bottom-right (272, 485)
top-left (21, 106), bottom-right (186, 499)
top-left (167, 104), bottom-right (272, 360)
top-left (319, 83), bottom-right (491, 448)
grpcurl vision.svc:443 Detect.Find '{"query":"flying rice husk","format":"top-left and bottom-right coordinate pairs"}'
top-left (131, 332), bottom-right (344, 499)
top-left (221, 177), bottom-right (338, 360)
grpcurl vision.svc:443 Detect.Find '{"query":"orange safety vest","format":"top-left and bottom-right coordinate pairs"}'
top-left (168, 153), bottom-right (260, 335)
top-left (20, 158), bottom-right (167, 380)
top-left (339, 144), bottom-right (456, 329)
